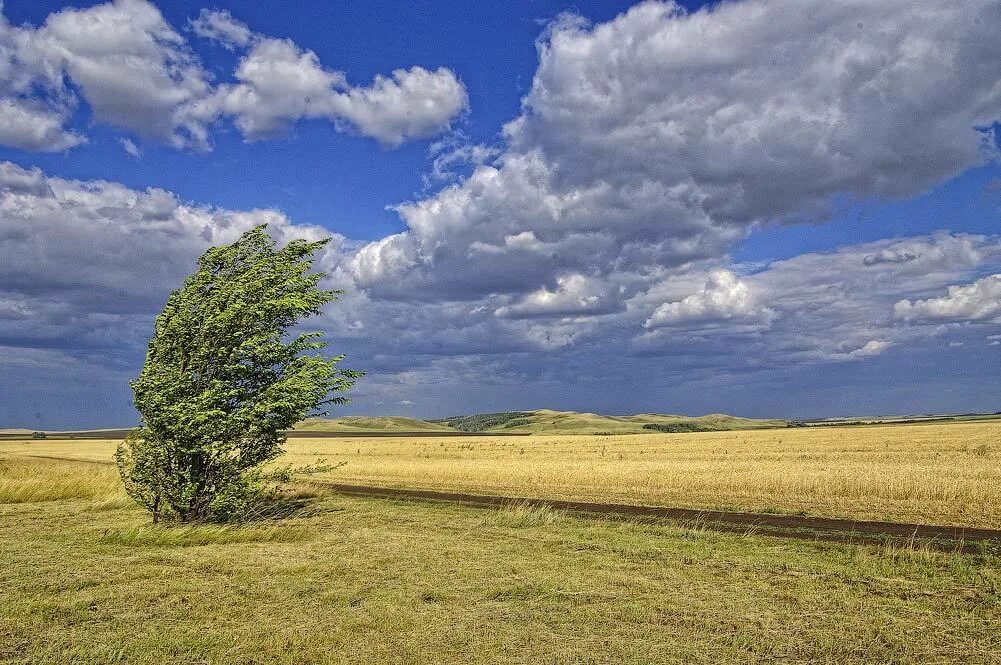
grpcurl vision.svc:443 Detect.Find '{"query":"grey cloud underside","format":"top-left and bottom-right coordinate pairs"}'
top-left (3, 159), bottom-right (997, 396)
top-left (0, 0), bottom-right (467, 151)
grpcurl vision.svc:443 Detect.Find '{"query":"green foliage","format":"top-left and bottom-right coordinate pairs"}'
top-left (31, 431), bottom-right (47, 440)
top-left (641, 423), bottom-right (712, 433)
top-left (117, 226), bottom-right (361, 523)
top-left (438, 412), bottom-right (534, 432)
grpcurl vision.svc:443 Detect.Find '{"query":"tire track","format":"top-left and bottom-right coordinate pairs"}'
top-left (312, 481), bottom-right (1001, 550)
top-left (8, 453), bottom-right (999, 550)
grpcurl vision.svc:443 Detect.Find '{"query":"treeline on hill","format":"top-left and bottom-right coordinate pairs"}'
top-left (641, 422), bottom-right (715, 433)
top-left (434, 412), bottom-right (535, 432)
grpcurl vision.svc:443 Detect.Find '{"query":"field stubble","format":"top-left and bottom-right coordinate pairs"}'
top-left (2, 420), bottom-right (999, 528)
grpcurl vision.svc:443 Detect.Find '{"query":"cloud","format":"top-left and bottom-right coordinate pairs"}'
top-left (645, 270), bottom-right (775, 329)
top-left (3, 161), bottom-right (1001, 424)
top-left (5, 0), bottom-right (1001, 423)
top-left (328, 66), bottom-right (469, 146)
top-left (828, 340), bottom-right (893, 361)
top-left (189, 8), bottom-right (252, 49)
top-left (0, 99), bottom-right (85, 152)
top-left (894, 274), bottom-right (1001, 323)
top-left (348, 0), bottom-right (1001, 308)
top-left (189, 35), bottom-right (467, 146)
top-left (119, 138), bottom-right (142, 159)
top-left (495, 274), bottom-right (624, 319)
top-left (0, 162), bottom-right (340, 363)
top-left (863, 249), bottom-right (918, 267)
top-left (0, 0), bottom-right (213, 150)
top-left (0, 0), bottom-right (467, 151)
top-left (632, 233), bottom-right (1001, 363)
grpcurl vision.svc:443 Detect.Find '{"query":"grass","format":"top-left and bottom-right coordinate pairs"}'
top-left (0, 457), bottom-right (121, 504)
top-left (5, 419), bottom-right (1001, 527)
top-left (438, 409), bottom-right (786, 434)
top-left (101, 524), bottom-right (314, 547)
top-left (0, 456), bottom-right (999, 663)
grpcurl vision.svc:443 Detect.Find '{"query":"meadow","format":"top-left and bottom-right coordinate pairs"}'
top-left (9, 420), bottom-right (998, 528)
top-left (1, 454), bottom-right (1000, 663)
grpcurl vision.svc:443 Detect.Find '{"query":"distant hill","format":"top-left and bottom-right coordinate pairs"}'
top-left (293, 416), bottom-right (457, 432)
top-left (435, 409), bottom-right (787, 434)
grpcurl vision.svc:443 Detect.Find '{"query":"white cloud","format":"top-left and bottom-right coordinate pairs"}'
top-left (189, 35), bottom-right (468, 146)
top-left (349, 0), bottom-right (1001, 308)
top-left (119, 138), bottom-right (142, 159)
top-left (0, 0), bottom-right (212, 149)
top-left (828, 340), bottom-right (893, 361)
top-left (189, 8), bottom-right (252, 49)
top-left (495, 274), bottom-right (624, 319)
top-left (645, 270), bottom-right (775, 329)
top-left (327, 66), bottom-right (469, 146)
top-left (894, 274), bottom-right (1001, 323)
top-left (0, 161), bottom-right (340, 348)
top-left (4, 161), bottom-right (1001, 422)
top-left (0, 0), bottom-right (466, 151)
top-left (0, 99), bottom-right (84, 152)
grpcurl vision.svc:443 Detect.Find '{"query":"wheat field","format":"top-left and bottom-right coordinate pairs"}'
top-left (4, 419), bottom-right (998, 527)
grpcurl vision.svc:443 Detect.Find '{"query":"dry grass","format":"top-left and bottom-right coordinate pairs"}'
top-left (487, 500), bottom-right (567, 527)
top-left (3, 419), bottom-right (999, 527)
top-left (1, 457), bottom-right (999, 663)
top-left (0, 456), bottom-right (121, 504)
top-left (284, 420), bottom-right (1001, 527)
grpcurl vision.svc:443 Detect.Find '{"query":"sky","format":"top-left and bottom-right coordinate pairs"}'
top-left (0, 0), bottom-right (999, 429)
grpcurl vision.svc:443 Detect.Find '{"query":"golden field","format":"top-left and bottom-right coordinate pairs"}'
top-left (4, 419), bottom-right (999, 527)
top-left (1, 454), bottom-right (1000, 663)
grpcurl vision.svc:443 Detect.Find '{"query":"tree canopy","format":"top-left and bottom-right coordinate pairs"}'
top-left (117, 226), bottom-right (361, 522)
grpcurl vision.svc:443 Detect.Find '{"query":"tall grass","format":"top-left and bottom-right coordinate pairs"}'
top-left (0, 457), bottom-right (121, 504)
top-left (488, 500), bottom-right (566, 527)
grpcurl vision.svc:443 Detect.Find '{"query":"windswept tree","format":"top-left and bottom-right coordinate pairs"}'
top-left (117, 226), bottom-right (361, 522)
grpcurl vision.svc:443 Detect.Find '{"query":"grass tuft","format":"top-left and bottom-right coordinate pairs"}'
top-left (100, 524), bottom-right (314, 548)
top-left (488, 500), bottom-right (566, 527)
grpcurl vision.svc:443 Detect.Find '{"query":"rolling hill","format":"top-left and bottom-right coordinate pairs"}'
top-left (293, 416), bottom-right (457, 432)
top-left (434, 409), bottom-right (787, 434)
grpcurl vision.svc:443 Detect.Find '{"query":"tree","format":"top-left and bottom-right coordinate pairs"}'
top-left (117, 226), bottom-right (361, 522)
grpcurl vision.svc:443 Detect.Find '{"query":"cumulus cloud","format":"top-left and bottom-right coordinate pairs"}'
top-left (645, 270), bottom-right (775, 329)
top-left (894, 274), bottom-right (1001, 323)
top-left (0, 99), bottom-right (85, 152)
top-left (189, 35), bottom-right (467, 146)
top-left (495, 274), bottom-right (624, 319)
top-left (0, 162), bottom-right (340, 360)
top-left (5, 0), bottom-right (1001, 422)
top-left (0, 0), bottom-right (466, 151)
top-left (349, 0), bottom-right (1001, 310)
top-left (3, 161), bottom-right (1001, 424)
top-left (632, 233), bottom-right (1001, 363)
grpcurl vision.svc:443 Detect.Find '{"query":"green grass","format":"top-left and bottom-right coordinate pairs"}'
top-left (100, 524), bottom-right (315, 548)
top-left (1, 456), bottom-right (999, 663)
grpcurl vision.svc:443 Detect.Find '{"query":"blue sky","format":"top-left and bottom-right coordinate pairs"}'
top-left (0, 0), bottom-right (999, 428)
